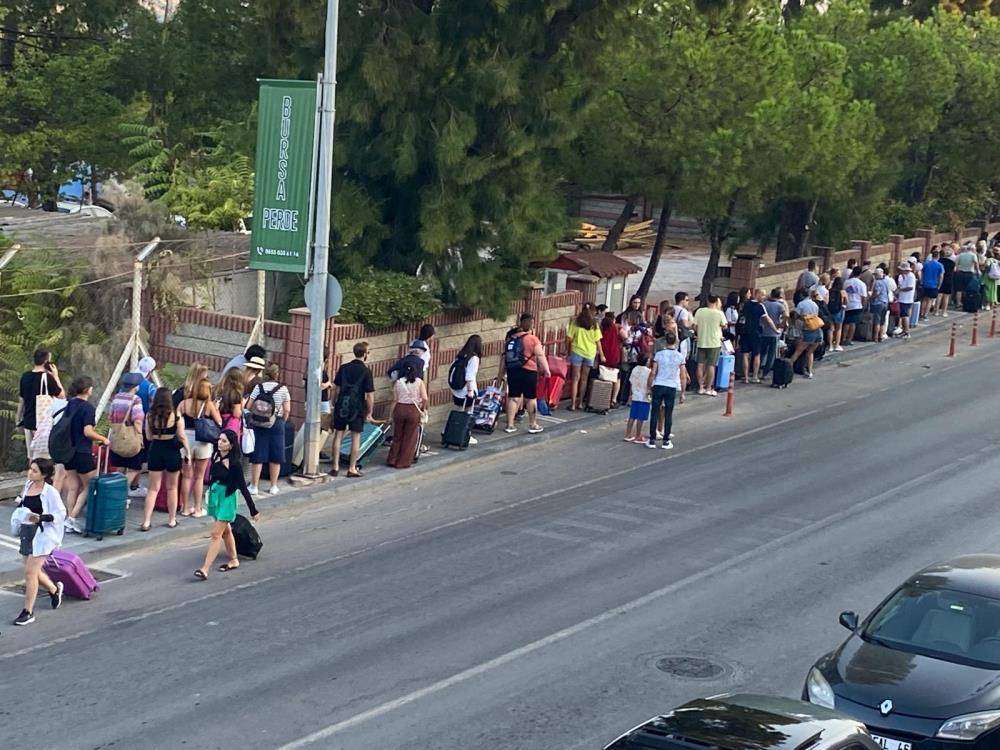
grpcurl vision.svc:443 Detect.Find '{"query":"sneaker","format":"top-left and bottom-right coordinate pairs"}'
top-left (892, 327), bottom-right (903, 336)
top-left (646, 440), bottom-right (657, 449)
top-left (64, 517), bottom-right (81, 534)
top-left (669, 433), bottom-right (675, 439)
top-left (834, 346), bottom-right (844, 352)
top-left (247, 484), bottom-right (259, 496)
top-left (13, 610), bottom-right (34, 626)
top-left (660, 440), bottom-right (674, 450)
top-left (527, 425), bottom-right (544, 434)
top-left (504, 426), bottom-right (517, 434)
top-left (806, 371), bottom-right (814, 379)
top-left (707, 389), bottom-right (718, 397)
top-left (468, 435), bottom-right (478, 445)
top-left (656, 430), bottom-right (664, 440)
top-left (697, 389), bottom-right (707, 395)
top-left (943, 311), bottom-right (949, 317)
top-left (268, 485), bottom-right (280, 496)
top-left (128, 485), bottom-right (148, 498)
top-left (50, 581), bottom-right (63, 610)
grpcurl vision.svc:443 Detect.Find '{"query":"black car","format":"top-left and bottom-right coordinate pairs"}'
top-left (604, 693), bottom-right (879, 749)
top-left (804, 554), bottom-right (1000, 749)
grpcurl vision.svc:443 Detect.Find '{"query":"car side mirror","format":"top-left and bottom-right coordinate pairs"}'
top-left (839, 611), bottom-right (859, 631)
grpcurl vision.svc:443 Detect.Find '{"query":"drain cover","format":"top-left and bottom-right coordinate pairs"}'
top-left (2, 567), bottom-right (121, 595)
top-left (655, 655), bottom-right (726, 679)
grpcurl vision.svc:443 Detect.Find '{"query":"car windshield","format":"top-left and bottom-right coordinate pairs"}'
top-left (863, 584), bottom-right (1000, 669)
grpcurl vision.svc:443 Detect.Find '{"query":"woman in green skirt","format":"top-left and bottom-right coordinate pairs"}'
top-left (194, 429), bottom-right (259, 580)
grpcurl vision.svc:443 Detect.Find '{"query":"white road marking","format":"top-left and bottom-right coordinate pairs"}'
top-left (549, 519), bottom-right (616, 534)
top-left (276, 448), bottom-right (991, 749)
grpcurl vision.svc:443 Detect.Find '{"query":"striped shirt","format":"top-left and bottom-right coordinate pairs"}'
top-left (249, 381), bottom-right (290, 417)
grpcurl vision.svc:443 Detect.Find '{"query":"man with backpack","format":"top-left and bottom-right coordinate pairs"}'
top-left (330, 342), bottom-right (376, 478)
top-left (499, 313), bottom-right (550, 435)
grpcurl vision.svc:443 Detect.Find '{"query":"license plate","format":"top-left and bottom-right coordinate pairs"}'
top-left (871, 735), bottom-right (912, 750)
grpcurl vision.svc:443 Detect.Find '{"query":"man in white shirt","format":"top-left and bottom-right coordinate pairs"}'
top-left (895, 260), bottom-right (916, 339)
top-left (841, 269), bottom-right (868, 346)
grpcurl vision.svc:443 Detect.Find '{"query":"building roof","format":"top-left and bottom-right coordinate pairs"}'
top-left (539, 251), bottom-right (642, 279)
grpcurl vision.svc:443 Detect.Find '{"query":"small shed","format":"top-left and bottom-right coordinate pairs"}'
top-left (535, 251), bottom-right (642, 311)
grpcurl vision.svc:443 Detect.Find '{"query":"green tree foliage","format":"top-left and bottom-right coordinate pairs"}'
top-left (337, 270), bottom-right (442, 328)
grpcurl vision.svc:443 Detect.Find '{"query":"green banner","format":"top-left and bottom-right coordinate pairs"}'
top-left (250, 79), bottom-right (318, 273)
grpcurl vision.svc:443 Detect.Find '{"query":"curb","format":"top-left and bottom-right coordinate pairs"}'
top-left (0, 311), bottom-right (968, 586)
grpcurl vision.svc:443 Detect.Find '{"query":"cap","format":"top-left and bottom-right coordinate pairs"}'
top-left (246, 356), bottom-right (266, 370)
top-left (120, 372), bottom-right (143, 390)
top-left (898, 261), bottom-right (911, 271)
top-left (409, 339), bottom-right (428, 351)
top-left (137, 356), bottom-right (156, 375)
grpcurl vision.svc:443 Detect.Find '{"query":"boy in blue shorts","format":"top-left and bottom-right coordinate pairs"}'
top-left (623, 353), bottom-right (651, 443)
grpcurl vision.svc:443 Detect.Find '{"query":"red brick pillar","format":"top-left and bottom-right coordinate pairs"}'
top-left (731, 256), bottom-right (758, 292)
top-left (851, 241), bottom-right (871, 266)
top-left (888, 235), bottom-right (904, 269)
top-left (915, 229), bottom-right (934, 257)
top-left (283, 308), bottom-right (311, 427)
top-left (813, 246), bottom-right (833, 272)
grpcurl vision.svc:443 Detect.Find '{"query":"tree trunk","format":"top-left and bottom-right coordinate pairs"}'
top-left (775, 198), bottom-right (813, 262)
top-left (798, 197), bottom-right (819, 256)
top-left (1, 13), bottom-right (16, 71)
top-left (636, 196), bottom-right (672, 301)
top-left (600, 193), bottom-right (639, 253)
top-left (699, 200), bottom-right (736, 304)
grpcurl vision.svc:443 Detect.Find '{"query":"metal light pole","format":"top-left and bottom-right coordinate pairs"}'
top-left (303, 0), bottom-right (341, 476)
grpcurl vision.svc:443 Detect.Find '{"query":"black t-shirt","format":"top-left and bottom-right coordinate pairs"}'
top-left (18, 371), bottom-right (61, 430)
top-left (20, 493), bottom-right (43, 515)
top-left (65, 398), bottom-right (97, 454)
top-left (304, 370), bottom-right (332, 402)
top-left (941, 257), bottom-right (956, 282)
top-left (172, 387), bottom-right (184, 409)
top-left (741, 301), bottom-right (767, 338)
top-left (388, 353), bottom-right (425, 380)
top-left (334, 360), bottom-right (375, 394)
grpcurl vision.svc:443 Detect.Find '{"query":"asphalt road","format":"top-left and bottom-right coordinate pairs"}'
top-left (1, 325), bottom-right (998, 750)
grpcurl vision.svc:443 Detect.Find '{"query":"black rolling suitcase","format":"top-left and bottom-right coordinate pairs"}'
top-left (964, 291), bottom-right (982, 313)
top-left (231, 514), bottom-right (263, 559)
top-left (441, 410), bottom-right (473, 450)
top-left (771, 358), bottom-right (794, 388)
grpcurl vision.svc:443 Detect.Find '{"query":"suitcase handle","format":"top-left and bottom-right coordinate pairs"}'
top-left (95, 443), bottom-right (111, 474)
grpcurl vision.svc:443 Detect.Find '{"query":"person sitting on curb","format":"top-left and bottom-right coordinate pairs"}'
top-left (499, 312), bottom-right (550, 435)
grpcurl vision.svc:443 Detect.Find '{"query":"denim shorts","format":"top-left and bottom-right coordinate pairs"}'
top-left (832, 309), bottom-right (845, 324)
top-left (569, 352), bottom-right (595, 368)
top-left (251, 418), bottom-right (287, 465)
top-left (803, 329), bottom-right (823, 344)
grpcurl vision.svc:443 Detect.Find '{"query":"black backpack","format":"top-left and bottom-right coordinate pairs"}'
top-left (335, 371), bottom-right (365, 423)
top-left (448, 355), bottom-right (470, 391)
top-left (504, 334), bottom-right (527, 369)
top-left (48, 406), bottom-right (75, 464)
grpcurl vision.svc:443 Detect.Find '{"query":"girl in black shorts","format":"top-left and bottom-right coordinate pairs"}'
top-left (140, 387), bottom-right (191, 531)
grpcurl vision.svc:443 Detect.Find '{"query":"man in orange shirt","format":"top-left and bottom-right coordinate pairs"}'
top-left (498, 313), bottom-right (551, 435)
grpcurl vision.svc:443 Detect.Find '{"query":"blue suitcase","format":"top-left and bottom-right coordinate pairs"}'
top-left (339, 423), bottom-right (388, 468)
top-left (715, 353), bottom-right (736, 390)
top-left (85, 447), bottom-right (128, 540)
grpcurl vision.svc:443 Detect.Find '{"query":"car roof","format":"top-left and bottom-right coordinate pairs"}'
top-left (908, 555), bottom-right (1000, 598)
top-left (614, 693), bottom-right (866, 749)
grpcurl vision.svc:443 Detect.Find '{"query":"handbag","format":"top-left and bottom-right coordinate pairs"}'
top-left (240, 400), bottom-right (256, 455)
top-left (30, 396), bottom-right (66, 460)
top-left (35, 374), bottom-right (54, 432)
top-left (108, 397), bottom-right (143, 458)
top-left (889, 300), bottom-right (901, 316)
top-left (598, 365), bottom-right (619, 382)
top-left (989, 260), bottom-right (1000, 281)
top-left (802, 314), bottom-right (824, 332)
top-left (192, 401), bottom-right (221, 445)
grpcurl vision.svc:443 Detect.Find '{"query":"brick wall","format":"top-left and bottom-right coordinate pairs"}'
top-left (150, 287), bottom-right (583, 428)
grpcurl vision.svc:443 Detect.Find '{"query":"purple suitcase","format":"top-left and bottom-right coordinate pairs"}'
top-left (44, 549), bottom-right (100, 600)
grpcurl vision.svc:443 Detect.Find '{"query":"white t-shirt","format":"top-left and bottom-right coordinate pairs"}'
top-left (416, 341), bottom-right (432, 370)
top-left (811, 284), bottom-right (829, 303)
top-left (652, 348), bottom-right (686, 389)
top-left (844, 278), bottom-right (868, 311)
top-left (450, 355), bottom-right (480, 400)
top-left (249, 381), bottom-right (290, 417)
top-left (673, 305), bottom-right (690, 327)
top-left (896, 272), bottom-right (916, 304)
top-left (629, 365), bottom-right (652, 403)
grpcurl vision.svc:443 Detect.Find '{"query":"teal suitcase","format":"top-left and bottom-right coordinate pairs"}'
top-left (85, 447), bottom-right (128, 540)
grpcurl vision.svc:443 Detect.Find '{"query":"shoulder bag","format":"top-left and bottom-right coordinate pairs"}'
top-left (109, 397), bottom-right (143, 457)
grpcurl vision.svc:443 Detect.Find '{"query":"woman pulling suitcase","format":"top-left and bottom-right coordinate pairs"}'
top-left (12, 458), bottom-right (66, 626)
top-left (194, 429), bottom-right (259, 581)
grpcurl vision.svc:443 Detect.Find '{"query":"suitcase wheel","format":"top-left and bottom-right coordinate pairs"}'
top-left (441, 440), bottom-right (448, 448)
top-left (96, 534), bottom-right (104, 541)
top-left (117, 528), bottom-right (124, 536)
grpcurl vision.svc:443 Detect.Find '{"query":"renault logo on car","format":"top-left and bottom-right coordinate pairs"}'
top-left (879, 699), bottom-right (893, 717)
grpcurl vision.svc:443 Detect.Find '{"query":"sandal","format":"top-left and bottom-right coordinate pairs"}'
top-left (218, 562), bottom-right (240, 572)
top-left (166, 521), bottom-right (178, 529)
top-left (193, 569), bottom-right (207, 581)
top-left (346, 469), bottom-right (364, 478)
top-left (328, 468), bottom-right (339, 477)
top-left (139, 524), bottom-right (151, 533)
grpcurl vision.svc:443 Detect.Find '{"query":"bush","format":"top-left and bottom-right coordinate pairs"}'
top-left (337, 271), bottom-right (441, 328)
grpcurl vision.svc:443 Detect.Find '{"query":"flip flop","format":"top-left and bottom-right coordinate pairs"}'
top-left (166, 521), bottom-right (178, 529)
top-left (139, 524), bottom-right (151, 533)
top-left (218, 563), bottom-right (240, 572)
top-left (193, 570), bottom-right (207, 581)
top-left (346, 469), bottom-right (364, 478)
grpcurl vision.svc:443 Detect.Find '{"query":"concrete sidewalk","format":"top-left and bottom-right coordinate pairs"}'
top-left (0, 308), bottom-right (968, 585)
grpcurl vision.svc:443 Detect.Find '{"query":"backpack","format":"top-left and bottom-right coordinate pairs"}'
top-left (335, 371), bottom-right (365, 423)
top-left (989, 260), bottom-right (1000, 281)
top-left (504, 333), bottom-right (528, 369)
top-left (448, 355), bottom-right (470, 391)
top-left (48, 406), bottom-right (75, 464)
top-left (248, 384), bottom-right (279, 429)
